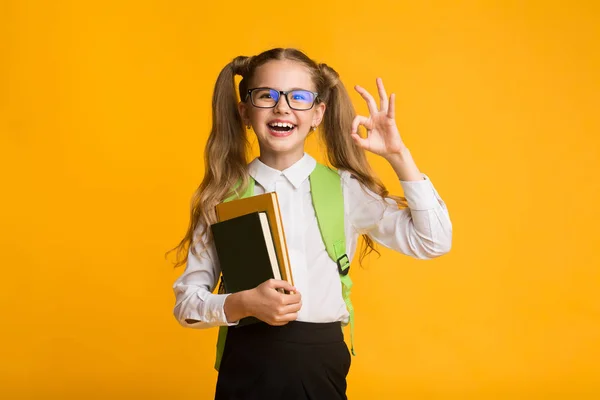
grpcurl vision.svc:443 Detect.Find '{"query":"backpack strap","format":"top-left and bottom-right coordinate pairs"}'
top-left (309, 164), bottom-right (356, 356)
top-left (214, 177), bottom-right (255, 371)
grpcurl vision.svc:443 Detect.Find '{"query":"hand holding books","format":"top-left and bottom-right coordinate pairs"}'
top-left (223, 279), bottom-right (301, 326)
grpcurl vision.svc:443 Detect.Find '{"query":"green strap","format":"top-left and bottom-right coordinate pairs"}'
top-left (214, 177), bottom-right (255, 371)
top-left (309, 164), bottom-right (355, 356)
top-left (223, 177), bottom-right (255, 203)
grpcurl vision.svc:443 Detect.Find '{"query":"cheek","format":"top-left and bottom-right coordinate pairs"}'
top-left (297, 111), bottom-right (317, 126)
top-left (248, 109), bottom-right (269, 123)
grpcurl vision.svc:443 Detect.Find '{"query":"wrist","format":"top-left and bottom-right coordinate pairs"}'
top-left (384, 147), bottom-right (424, 182)
top-left (238, 290), bottom-right (252, 319)
top-left (383, 145), bottom-right (411, 163)
top-left (224, 291), bottom-right (251, 322)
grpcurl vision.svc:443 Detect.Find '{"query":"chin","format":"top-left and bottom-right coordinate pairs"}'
top-left (258, 132), bottom-right (304, 151)
top-left (261, 139), bottom-right (302, 154)
top-left (268, 142), bottom-right (302, 155)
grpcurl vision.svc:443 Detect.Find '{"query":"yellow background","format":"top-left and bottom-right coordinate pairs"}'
top-left (2, 1), bottom-right (599, 399)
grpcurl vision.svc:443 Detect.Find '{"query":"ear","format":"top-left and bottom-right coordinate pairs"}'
top-left (238, 101), bottom-right (250, 126)
top-left (312, 102), bottom-right (326, 127)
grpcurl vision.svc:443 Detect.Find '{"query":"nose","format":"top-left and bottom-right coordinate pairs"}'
top-left (273, 92), bottom-right (291, 114)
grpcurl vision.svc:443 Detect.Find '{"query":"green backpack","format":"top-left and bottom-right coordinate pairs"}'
top-left (214, 163), bottom-right (355, 371)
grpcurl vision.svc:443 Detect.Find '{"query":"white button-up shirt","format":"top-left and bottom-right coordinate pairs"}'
top-left (173, 153), bottom-right (452, 327)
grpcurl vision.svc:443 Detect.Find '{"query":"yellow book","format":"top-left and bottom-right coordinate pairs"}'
top-left (215, 192), bottom-right (294, 287)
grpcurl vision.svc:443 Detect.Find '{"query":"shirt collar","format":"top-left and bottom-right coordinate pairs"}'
top-left (248, 153), bottom-right (317, 190)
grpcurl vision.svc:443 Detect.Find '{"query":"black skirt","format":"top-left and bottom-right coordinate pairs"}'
top-left (215, 321), bottom-right (351, 400)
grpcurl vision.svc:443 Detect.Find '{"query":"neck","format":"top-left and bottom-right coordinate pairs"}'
top-left (258, 148), bottom-right (304, 171)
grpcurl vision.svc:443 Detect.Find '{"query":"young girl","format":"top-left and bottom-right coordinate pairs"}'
top-left (171, 48), bottom-right (452, 399)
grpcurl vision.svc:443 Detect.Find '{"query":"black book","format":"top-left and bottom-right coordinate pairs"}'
top-left (211, 212), bottom-right (281, 325)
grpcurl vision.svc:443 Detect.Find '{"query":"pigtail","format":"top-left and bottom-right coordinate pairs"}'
top-left (318, 64), bottom-right (377, 184)
top-left (318, 63), bottom-right (408, 264)
top-left (167, 56), bottom-right (253, 267)
top-left (204, 56), bottom-right (251, 188)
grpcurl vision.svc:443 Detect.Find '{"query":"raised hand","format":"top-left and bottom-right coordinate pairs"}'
top-left (351, 78), bottom-right (407, 159)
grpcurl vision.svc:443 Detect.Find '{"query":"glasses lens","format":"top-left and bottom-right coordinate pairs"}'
top-left (251, 89), bottom-right (279, 107)
top-left (287, 90), bottom-right (315, 110)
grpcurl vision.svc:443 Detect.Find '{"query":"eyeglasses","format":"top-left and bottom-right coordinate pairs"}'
top-left (245, 87), bottom-right (319, 111)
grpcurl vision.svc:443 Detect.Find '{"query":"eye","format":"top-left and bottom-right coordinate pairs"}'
top-left (291, 90), bottom-right (313, 101)
top-left (253, 89), bottom-right (278, 100)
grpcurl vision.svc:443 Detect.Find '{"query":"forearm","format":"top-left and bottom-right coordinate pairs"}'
top-left (224, 291), bottom-right (251, 323)
top-left (384, 146), bottom-right (423, 182)
top-left (365, 171), bottom-right (453, 258)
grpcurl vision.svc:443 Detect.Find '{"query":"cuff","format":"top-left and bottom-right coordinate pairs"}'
top-left (203, 293), bottom-right (240, 327)
top-left (399, 173), bottom-right (440, 210)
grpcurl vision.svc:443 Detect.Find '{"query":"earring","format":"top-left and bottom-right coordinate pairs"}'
top-left (311, 126), bottom-right (317, 132)
top-left (246, 124), bottom-right (251, 130)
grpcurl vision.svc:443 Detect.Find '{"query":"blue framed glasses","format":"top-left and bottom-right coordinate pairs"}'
top-left (245, 87), bottom-right (319, 111)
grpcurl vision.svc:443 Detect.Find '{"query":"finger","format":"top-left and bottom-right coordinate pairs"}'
top-left (276, 312), bottom-right (298, 323)
top-left (388, 93), bottom-right (396, 120)
top-left (282, 312), bottom-right (298, 321)
top-left (279, 301), bottom-right (302, 315)
top-left (352, 115), bottom-right (370, 134)
top-left (267, 279), bottom-right (296, 293)
top-left (354, 85), bottom-right (378, 115)
top-left (281, 292), bottom-right (302, 305)
top-left (351, 133), bottom-right (370, 151)
top-left (268, 319), bottom-right (289, 326)
top-left (377, 77), bottom-right (388, 111)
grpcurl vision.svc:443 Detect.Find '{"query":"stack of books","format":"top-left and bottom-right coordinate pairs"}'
top-left (210, 192), bottom-right (294, 297)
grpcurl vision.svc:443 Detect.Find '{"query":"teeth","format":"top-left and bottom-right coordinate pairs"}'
top-left (269, 122), bottom-right (294, 128)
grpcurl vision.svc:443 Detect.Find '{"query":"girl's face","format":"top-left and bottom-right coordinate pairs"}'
top-left (238, 60), bottom-right (326, 165)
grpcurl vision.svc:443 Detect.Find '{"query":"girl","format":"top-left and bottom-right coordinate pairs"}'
top-left (170, 48), bottom-right (452, 399)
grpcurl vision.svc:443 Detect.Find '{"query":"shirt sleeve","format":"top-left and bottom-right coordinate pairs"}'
top-left (342, 171), bottom-right (453, 259)
top-left (172, 226), bottom-right (240, 328)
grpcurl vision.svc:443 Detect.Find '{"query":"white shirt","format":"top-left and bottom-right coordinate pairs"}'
top-left (172, 153), bottom-right (452, 328)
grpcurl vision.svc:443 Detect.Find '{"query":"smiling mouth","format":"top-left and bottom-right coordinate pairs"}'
top-left (268, 122), bottom-right (296, 131)
top-left (267, 122), bottom-right (297, 136)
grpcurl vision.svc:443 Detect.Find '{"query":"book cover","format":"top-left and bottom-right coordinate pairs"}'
top-left (215, 192), bottom-right (294, 287)
top-left (211, 211), bottom-right (282, 326)
top-left (211, 211), bottom-right (281, 292)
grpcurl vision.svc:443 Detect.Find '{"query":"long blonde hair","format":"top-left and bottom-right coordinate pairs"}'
top-left (167, 48), bottom-right (407, 268)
